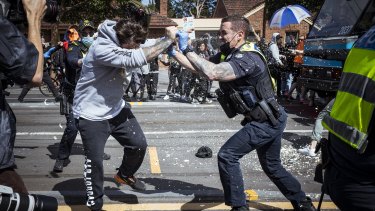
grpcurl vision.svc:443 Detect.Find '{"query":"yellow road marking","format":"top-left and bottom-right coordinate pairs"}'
top-left (148, 147), bottom-right (161, 174)
top-left (129, 102), bottom-right (143, 106)
top-left (245, 189), bottom-right (259, 201)
top-left (260, 202), bottom-right (338, 209)
top-left (57, 202), bottom-right (338, 210)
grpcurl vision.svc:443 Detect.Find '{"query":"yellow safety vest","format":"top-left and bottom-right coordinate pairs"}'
top-left (220, 42), bottom-right (276, 90)
top-left (322, 27), bottom-right (375, 153)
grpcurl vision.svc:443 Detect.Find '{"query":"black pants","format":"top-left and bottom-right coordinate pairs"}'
top-left (324, 165), bottom-right (375, 211)
top-left (57, 102), bottom-right (78, 160)
top-left (218, 110), bottom-right (306, 207)
top-left (146, 71), bottom-right (158, 96)
top-left (76, 106), bottom-right (147, 210)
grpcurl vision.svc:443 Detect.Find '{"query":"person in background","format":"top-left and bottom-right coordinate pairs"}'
top-left (147, 56), bottom-right (159, 100)
top-left (18, 42), bottom-right (63, 102)
top-left (287, 35), bottom-right (305, 102)
top-left (191, 41), bottom-right (212, 104)
top-left (162, 44), bottom-right (182, 101)
top-left (53, 20), bottom-right (111, 173)
top-left (268, 33), bottom-right (286, 97)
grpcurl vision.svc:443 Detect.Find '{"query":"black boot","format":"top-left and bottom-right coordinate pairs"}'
top-left (230, 205), bottom-right (249, 211)
top-left (53, 158), bottom-right (71, 173)
top-left (293, 197), bottom-right (316, 211)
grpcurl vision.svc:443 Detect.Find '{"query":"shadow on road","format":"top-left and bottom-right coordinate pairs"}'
top-left (52, 177), bottom-right (138, 211)
top-left (46, 143), bottom-right (84, 160)
top-left (142, 177), bottom-right (224, 211)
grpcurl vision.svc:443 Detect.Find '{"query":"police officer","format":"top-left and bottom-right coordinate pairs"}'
top-left (53, 20), bottom-right (110, 172)
top-left (171, 15), bottom-right (315, 211)
top-left (322, 25), bottom-right (375, 211)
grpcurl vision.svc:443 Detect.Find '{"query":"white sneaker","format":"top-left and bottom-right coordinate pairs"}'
top-left (191, 98), bottom-right (199, 105)
top-left (298, 147), bottom-right (317, 157)
top-left (163, 95), bottom-right (170, 100)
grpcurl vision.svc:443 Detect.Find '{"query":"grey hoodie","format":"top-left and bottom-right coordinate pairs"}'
top-left (72, 20), bottom-right (147, 120)
top-left (268, 33), bottom-right (283, 66)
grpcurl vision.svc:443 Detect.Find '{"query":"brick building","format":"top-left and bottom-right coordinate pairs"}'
top-left (212, 0), bottom-right (311, 44)
top-left (42, 0), bottom-right (311, 45)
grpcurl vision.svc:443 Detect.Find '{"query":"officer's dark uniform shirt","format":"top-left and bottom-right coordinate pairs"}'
top-left (329, 112), bottom-right (375, 182)
top-left (210, 48), bottom-right (266, 81)
top-left (65, 41), bottom-right (84, 85)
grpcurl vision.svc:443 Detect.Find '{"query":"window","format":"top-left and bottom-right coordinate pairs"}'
top-left (308, 0), bottom-right (370, 38)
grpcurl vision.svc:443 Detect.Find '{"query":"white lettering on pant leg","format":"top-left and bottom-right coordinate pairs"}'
top-left (84, 158), bottom-right (95, 207)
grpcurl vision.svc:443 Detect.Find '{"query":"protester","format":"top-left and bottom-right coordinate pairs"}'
top-left (53, 20), bottom-right (111, 173)
top-left (269, 33), bottom-right (286, 97)
top-left (322, 25), bottom-right (375, 211)
top-left (71, 2), bottom-right (178, 210)
top-left (0, 0), bottom-right (46, 194)
top-left (170, 15), bottom-right (315, 211)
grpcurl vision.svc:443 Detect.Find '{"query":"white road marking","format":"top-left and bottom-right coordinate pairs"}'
top-left (16, 129), bottom-right (325, 136)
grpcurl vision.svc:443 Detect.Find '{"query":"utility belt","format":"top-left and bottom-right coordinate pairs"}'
top-left (215, 87), bottom-right (281, 126)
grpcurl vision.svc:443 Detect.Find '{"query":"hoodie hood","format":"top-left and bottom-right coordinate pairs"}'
top-left (98, 20), bottom-right (120, 46)
top-left (271, 33), bottom-right (280, 43)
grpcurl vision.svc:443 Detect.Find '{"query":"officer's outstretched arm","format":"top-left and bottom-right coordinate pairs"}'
top-left (182, 51), bottom-right (236, 82)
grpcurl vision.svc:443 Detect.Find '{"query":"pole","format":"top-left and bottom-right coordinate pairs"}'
top-left (262, 0), bottom-right (267, 38)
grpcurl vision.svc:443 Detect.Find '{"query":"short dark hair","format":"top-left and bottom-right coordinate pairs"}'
top-left (221, 15), bottom-right (251, 37)
top-left (114, 19), bottom-right (148, 46)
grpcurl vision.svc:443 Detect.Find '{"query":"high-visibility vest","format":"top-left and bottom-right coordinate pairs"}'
top-left (322, 26), bottom-right (375, 153)
top-left (220, 42), bottom-right (276, 90)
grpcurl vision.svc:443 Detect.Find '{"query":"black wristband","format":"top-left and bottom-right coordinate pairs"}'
top-left (183, 45), bottom-right (194, 56)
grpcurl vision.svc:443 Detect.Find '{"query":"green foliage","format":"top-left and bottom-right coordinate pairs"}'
top-left (59, 0), bottom-right (140, 25)
top-left (168, 0), bottom-right (217, 18)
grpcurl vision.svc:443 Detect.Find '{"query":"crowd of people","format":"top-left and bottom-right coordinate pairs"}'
top-left (1, 0), bottom-right (374, 211)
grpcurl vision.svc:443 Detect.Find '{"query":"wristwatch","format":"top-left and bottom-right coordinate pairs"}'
top-left (183, 45), bottom-right (194, 55)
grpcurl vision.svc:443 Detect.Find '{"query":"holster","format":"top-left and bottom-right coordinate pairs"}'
top-left (258, 100), bottom-right (278, 126)
top-left (229, 91), bottom-right (251, 114)
top-left (216, 88), bottom-right (237, 118)
top-left (59, 94), bottom-right (69, 115)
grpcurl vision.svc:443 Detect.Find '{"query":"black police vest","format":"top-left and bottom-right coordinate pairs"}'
top-left (216, 45), bottom-right (281, 125)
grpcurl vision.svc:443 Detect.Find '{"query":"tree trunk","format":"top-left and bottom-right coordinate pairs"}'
top-left (51, 23), bottom-right (60, 44)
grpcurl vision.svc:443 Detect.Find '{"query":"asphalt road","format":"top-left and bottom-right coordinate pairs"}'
top-left (4, 68), bottom-right (337, 211)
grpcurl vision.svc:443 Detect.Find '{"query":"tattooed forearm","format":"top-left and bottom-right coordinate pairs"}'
top-left (142, 38), bottom-right (173, 61)
top-left (187, 52), bottom-right (236, 81)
